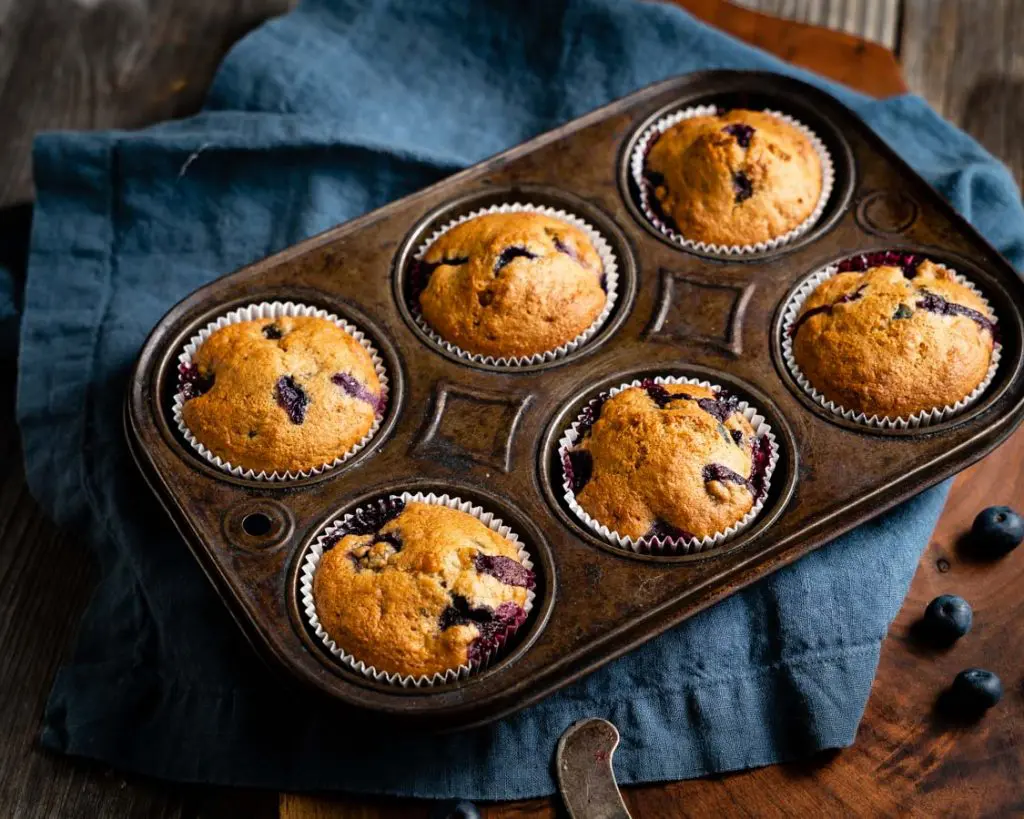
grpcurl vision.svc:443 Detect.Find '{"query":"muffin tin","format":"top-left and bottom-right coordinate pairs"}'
top-left (125, 71), bottom-right (1024, 730)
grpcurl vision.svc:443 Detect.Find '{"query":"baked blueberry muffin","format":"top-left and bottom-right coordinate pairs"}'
top-left (643, 109), bottom-right (823, 247)
top-left (416, 212), bottom-right (607, 359)
top-left (179, 315), bottom-right (383, 474)
top-left (791, 254), bottom-right (996, 418)
top-left (563, 381), bottom-right (770, 543)
top-left (313, 499), bottom-right (534, 678)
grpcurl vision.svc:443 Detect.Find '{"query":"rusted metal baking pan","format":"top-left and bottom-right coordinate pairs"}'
top-left (125, 71), bottom-right (1024, 730)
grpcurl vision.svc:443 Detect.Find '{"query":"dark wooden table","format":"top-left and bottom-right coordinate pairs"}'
top-left (2, 1), bottom-right (1022, 817)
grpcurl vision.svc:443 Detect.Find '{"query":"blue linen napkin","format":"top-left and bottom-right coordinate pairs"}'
top-left (10, 0), bottom-right (1024, 800)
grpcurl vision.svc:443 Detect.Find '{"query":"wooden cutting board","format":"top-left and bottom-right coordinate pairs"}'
top-left (282, 2), bottom-right (1024, 816)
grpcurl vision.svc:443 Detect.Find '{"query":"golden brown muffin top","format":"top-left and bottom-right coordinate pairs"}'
top-left (645, 109), bottom-right (823, 247)
top-left (180, 315), bottom-right (382, 474)
top-left (791, 258), bottom-right (995, 418)
top-left (417, 211), bottom-right (607, 359)
top-left (566, 382), bottom-right (762, 542)
top-left (313, 500), bottom-right (533, 678)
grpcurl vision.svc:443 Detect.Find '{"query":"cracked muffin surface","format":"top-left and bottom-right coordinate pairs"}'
top-left (792, 256), bottom-right (995, 418)
top-left (179, 315), bottom-right (382, 474)
top-left (644, 109), bottom-right (822, 247)
top-left (417, 211), bottom-right (606, 358)
top-left (313, 500), bottom-right (534, 678)
top-left (566, 382), bottom-right (766, 542)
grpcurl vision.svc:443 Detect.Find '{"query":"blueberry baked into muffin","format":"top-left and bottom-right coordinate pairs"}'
top-left (179, 315), bottom-right (383, 474)
top-left (416, 211), bottom-right (607, 359)
top-left (790, 253), bottom-right (996, 418)
top-left (563, 381), bottom-right (772, 543)
top-left (643, 109), bottom-right (823, 247)
top-left (313, 498), bottom-right (534, 678)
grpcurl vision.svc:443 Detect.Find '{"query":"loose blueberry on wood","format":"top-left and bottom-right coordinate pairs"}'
top-left (971, 506), bottom-right (1024, 555)
top-left (950, 668), bottom-right (1003, 713)
top-left (923, 594), bottom-right (972, 643)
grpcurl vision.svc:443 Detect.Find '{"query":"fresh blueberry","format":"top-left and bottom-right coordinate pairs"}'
top-left (950, 668), bottom-right (1003, 713)
top-left (971, 506), bottom-right (1024, 555)
top-left (429, 799), bottom-right (481, 819)
top-left (923, 594), bottom-right (972, 644)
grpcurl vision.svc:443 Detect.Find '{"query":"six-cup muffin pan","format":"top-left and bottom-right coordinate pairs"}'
top-left (125, 72), bottom-right (1024, 729)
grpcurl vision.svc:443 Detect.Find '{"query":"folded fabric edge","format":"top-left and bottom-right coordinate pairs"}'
top-left (39, 641), bottom-right (880, 800)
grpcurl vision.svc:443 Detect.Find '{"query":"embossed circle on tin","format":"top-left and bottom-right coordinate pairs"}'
top-left (856, 190), bottom-right (919, 236)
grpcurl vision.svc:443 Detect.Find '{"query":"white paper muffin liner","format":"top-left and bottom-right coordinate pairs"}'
top-left (409, 202), bottom-right (620, 367)
top-left (172, 301), bottom-right (389, 481)
top-left (781, 258), bottom-right (1002, 429)
top-left (558, 376), bottom-right (779, 555)
top-left (300, 491), bottom-right (536, 687)
top-left (630, 105), bottom-right (835, 255)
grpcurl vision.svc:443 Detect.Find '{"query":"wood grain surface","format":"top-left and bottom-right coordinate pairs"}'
top-left (731, 0), bottom-right (901, 48)
top-left (0, 0), bottom-right (293, 207)
top-left (677, 0), bottom-right (907, 97)
top-left (901, 0), bottom-right (1024, 187)
top-left (0, 0), bottom-right (1021, 818)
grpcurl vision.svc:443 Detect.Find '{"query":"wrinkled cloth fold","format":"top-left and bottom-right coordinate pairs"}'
top-left (11, 0), bottom-right (1024, 800)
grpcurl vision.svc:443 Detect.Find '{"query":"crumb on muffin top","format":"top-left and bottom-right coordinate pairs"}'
top-left (313, 500), bottom-right (533, 678)
top-left (791, 257), bottom-right (995, 418)
top-left (565, 382), bottom-right (764, 542)
top-left (644, 109), bottom-right (823, 247)
top-left (417, 211), bottom-right (607, 359)
top-left (180, 315), bottom-right (382, 474)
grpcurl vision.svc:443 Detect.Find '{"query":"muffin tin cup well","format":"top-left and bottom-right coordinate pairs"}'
top-left (299, 491), bottom-right (537, 687)
top-left (780, 255), bottom-right (1003, 430)
top-left (629, 105), bottom-right (835, 256)
top-left (408, 202), bottom-right (620, 368)
top-left (558, 376), bottom-right (780, 555)
top-left (172, 301), bottom-right (390, 481)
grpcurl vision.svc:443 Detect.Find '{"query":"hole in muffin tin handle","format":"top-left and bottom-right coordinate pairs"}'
top-left (223, 500), bottom-right (294, 552)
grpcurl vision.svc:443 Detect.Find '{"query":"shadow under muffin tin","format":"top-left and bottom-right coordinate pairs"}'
top-left (126, 71), bottom-right (1024, 730)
